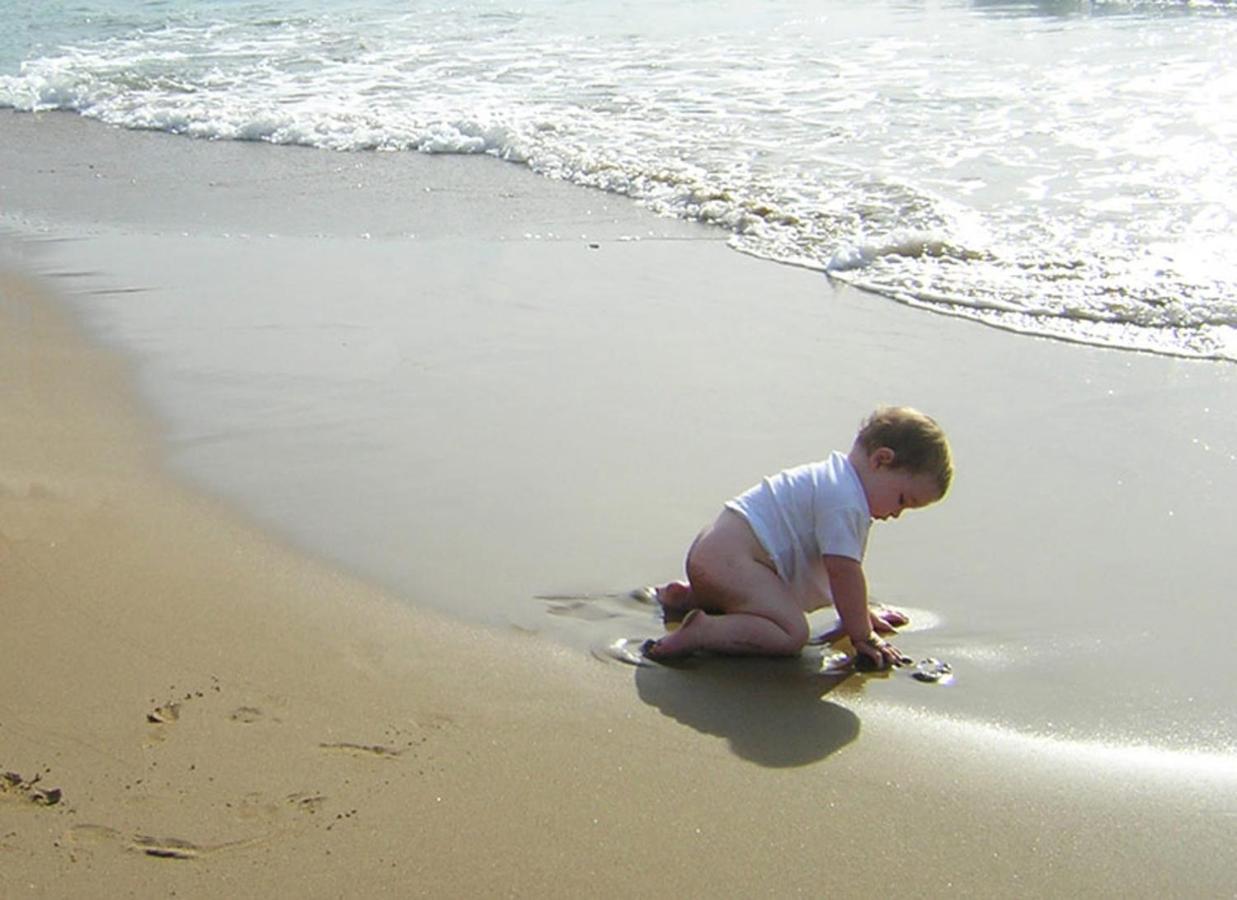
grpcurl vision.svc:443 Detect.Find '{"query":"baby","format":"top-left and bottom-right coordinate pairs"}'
top-left (645, 406), bottom-right (952, 670)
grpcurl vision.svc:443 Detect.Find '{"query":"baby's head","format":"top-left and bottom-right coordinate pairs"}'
top-left (854, 406), bottom-right (953, 507)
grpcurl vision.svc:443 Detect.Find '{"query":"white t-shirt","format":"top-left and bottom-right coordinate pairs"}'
top-left (724, 451), bottom-right (871, 608)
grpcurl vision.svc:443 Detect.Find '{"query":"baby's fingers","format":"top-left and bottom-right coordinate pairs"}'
top-left (853, 636), bottom-right (905, 671)
top-left (870, 606), bottom-right (909, 632)
top-left (856, 636), bottom-right (911, 670)
top-left (881, 641), bottom-right (912, 667)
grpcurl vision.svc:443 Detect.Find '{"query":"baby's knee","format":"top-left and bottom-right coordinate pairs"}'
top-left (749, 606), bottom-right (811, 657)
top-left (777, 615), bottom-right (811, 655)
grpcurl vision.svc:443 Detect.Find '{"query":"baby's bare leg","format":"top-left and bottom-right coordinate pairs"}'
top-left (648, 605), bottom-right (806, 658)
top-left (645, 511), bottom-right (808, 659)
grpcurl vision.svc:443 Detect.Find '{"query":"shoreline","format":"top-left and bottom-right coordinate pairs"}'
top-left (5, 111), bottom-right (1237, 755)
top-left (2, 112), bottom-right (1235, 895)
top-left (4, 111), bottom-right (1236, 755)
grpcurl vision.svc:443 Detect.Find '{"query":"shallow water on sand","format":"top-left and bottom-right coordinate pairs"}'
top-left (3, 114), bottom-right (1234, 768)
top-left (8, 216), bottom-right (1233, 764)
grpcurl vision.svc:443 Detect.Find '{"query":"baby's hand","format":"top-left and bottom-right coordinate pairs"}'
top-left (870, 605), bottom-right (909, 634)
top-left (809, 607), bottom-right (909, 647)
top-left (853, 634), bottom-right (911, 671)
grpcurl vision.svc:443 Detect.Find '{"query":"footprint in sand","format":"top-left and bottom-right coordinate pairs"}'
top-left (318, 741), bottom-right (405, 758)
top-left (229, 706), bottom-right (264, 724)
top-left (286, 792), bottom-right (327, 814)
top-left (144, 678), bottom-right (272, 735)
top-left (146, 702), bottom-right (180, 724)
top-left (1, 770), bottom-right (62, 806)
top-left (538, 588), bottom-right (659, 622)
top-left (318, 717), bottom-right (451, 760)
top-left (143, 702), bottom-right (182, 747)
top-left (66, 823), bottom-right (266, 861)
top-left (542, 597), bottom-right (625, 621)
top-left (66, 823), bottom-right (124, 848)
top-left (131, 835), bottom-right (204, 860)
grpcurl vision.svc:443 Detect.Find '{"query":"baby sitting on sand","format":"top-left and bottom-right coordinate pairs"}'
top-left (645, 406), bottom-right (952, 670)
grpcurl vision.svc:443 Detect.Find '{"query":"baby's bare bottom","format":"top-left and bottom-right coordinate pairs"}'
top-left (645, 510), bottom-right (809, 660)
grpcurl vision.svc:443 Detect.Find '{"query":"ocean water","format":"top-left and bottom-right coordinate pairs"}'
top-left (3, 3), bottom-right (1236, 769)
top-left (3, 0), bottom-right (1236, 360)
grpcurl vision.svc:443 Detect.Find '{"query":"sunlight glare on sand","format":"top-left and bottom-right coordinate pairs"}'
top-left (868, 703), bottom-right (1237, 784)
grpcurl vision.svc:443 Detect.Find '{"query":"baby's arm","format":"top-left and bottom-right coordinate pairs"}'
top-left (823, 555), bottom-right (875, 642)
top-left (823, 555), bottom-right (907, 669)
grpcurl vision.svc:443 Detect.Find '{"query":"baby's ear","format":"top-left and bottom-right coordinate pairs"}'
top-left (872, 446), bottom-right (897, 468)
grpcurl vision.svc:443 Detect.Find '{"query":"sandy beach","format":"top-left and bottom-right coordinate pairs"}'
top-left (2, 110), bottom-right (1235, 897)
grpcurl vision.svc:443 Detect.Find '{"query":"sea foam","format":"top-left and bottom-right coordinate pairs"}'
top-left (3, 0), bottom-right (1236, 359)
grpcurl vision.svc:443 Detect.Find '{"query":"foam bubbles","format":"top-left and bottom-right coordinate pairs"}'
top-left (2, 0), bottom-right (1236, 359)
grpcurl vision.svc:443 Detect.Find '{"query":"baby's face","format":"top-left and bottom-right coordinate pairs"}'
top-left (865, 467), bottom-right (940, 521)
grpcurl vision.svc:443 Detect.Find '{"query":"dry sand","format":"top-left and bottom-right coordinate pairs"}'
top-left (2, 111), bottom-right (1235, 897)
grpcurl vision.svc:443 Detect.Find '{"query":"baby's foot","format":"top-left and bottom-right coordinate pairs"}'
top-left (655, 580), bottom-right (694, 624)
top-left (643, 609), bottom-right (705, 660)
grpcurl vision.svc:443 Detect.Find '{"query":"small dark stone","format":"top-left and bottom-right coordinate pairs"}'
top-left (853, 653), bottom-right (883, 672)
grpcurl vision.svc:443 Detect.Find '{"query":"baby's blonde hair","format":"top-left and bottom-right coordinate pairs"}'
top-left (857, 406), bottom-right (953, 498)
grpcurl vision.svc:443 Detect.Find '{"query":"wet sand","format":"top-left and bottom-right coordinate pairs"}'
top-left (1, 110), bottom-right (1235, 896)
